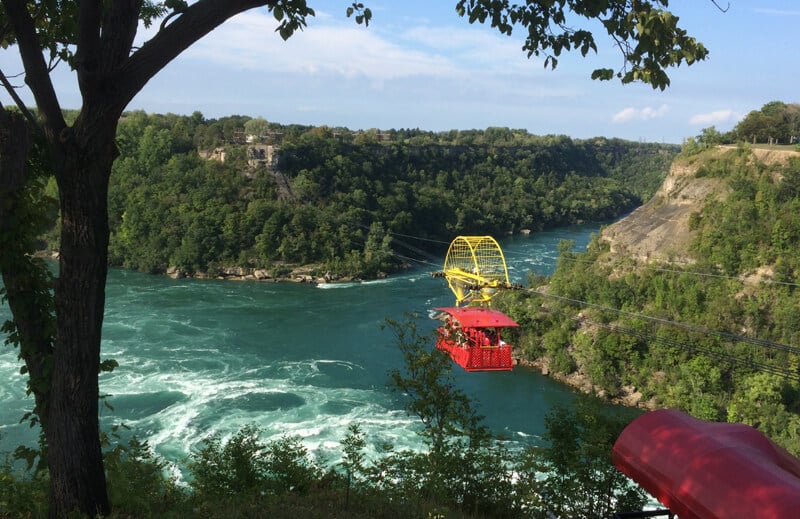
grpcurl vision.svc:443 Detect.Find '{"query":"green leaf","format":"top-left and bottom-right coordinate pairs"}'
top-left (591, 68), bottom-right (614, 81)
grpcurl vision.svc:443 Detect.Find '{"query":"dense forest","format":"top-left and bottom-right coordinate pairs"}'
top-left (36, 111), bottom-right (677, 279)
top-left (10, 103), bottom-right (799, 516)
top-left (497, 121), bottom-right (800, 455)
top-left (688, 100), bottom-right (800, 147)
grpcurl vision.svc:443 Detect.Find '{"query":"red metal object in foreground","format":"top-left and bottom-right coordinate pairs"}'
top-left (435, 307), bottom-right (518, 372)
top-left (612, 409), bottom-right (800, 519)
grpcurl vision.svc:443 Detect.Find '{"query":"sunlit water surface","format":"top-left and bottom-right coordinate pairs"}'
top-left (1, 225), bottom-right (620, 470)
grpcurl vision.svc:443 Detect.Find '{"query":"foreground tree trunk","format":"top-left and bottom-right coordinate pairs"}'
top-left (1, 1), bottom-right (705, 515)
top-left (45, 125), bottom-right (117, 516)
top-left (1, 1), bottom-right (297, 512)
top-left (0, 112), bottom-right (54, 429)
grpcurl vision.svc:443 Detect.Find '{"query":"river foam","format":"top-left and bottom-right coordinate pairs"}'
top-left (1, 225), bottom-right (601, 466)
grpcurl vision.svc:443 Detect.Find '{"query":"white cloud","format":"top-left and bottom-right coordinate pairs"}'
top-left (178, 8), bottom-right (563, 84)
top-left (399, 25), bottom-right (540, 74)
top-left (182, 11), bottom-right (462, 82)
top-left (612, 104), bottom-right (669, 123)
top-left (688, 109), bottom-right (742, 126)
top-left (753, 8), bottom-right (800, 16)
top-left (171, 9), bottom-right (580, 105)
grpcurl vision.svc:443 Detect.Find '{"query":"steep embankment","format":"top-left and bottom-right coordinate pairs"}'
top-left (518, 145), bottom-right (800, 412)
top-left (600, 146), bottom-right (800, 263)
top-left (600, 150), bottom-right (728, 263)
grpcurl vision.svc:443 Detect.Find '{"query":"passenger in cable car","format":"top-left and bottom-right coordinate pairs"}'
top-left (442, 317), bottom-right (452, 337)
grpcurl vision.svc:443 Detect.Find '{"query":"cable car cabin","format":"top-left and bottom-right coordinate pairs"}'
top-left (612, 409), bottom-right (800, 519)
top-left (435, 307), bottom-right (518, 371)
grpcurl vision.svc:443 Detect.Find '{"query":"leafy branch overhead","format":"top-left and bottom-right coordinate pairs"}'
top-left (346, 2), bottom-right (372, 27)
top-left (0, 0), bottom-right (710, 516)
top-left (455, 0), bottom-right (709, 90)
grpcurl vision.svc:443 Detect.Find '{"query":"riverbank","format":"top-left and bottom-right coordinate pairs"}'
top-left (36, 249), bottom-right (393, 284)
top-left (517, 356), bottom-right (657, 411)
top-left (164, 263), bottom-right (376, 284)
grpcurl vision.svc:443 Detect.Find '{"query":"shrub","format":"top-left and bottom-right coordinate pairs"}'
top-left (0, 452), bottom-right (48, 518)
top-left (189, 425), bottom-right (269, 498)
top-left (189, 425), bottom-right (321, 502)
top-left (105, 436), bottom-right (186, 516)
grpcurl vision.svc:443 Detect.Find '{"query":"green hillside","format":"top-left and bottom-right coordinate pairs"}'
top-left (497, 142), bottom-right (800, 454)
top-left (41, 111), bottom-right (676, 279)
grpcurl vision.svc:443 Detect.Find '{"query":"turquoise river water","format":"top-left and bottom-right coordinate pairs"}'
top-left (1, 225), bottom-right (616, 470)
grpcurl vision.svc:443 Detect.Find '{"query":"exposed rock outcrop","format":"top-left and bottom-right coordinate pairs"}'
top-left (165, 264), bottom-right (359, 284)
top-left (529, 145), bottom-right (800, 408)
top-left (601, 146), bottom-right (799, 264)
top-left (600, 151), bottom-right (729, 264)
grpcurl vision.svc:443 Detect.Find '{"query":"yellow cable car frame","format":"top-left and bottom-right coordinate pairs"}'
top-left (443, 236), bottom-right (511, 307)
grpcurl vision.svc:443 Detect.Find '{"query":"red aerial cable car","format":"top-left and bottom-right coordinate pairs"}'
top-left (434, 306), bottom-right (517, 371)
top-left (612, 409), bottom-right (800, 519)
top-left (432, 236), bottom-right (519, 371)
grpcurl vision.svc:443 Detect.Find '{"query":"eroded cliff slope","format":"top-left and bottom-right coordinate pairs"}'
top-left (600, 146), bottom-right (800, 264)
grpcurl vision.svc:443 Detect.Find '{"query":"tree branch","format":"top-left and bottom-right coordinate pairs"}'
top-left (0, 0), bottom-right (65, 142)
top-left (75, 0), bottom-right (102, 76)
top-left (71, 1), bottom-right (143, 112)
top-left (100, 0), bottom-right (145, 72)
top-left (710, 1), bottom-right (730, 13)
top-left (113, 0), bottom-right (275, 112)
top-left (0, 68), bottom-right (40, 131)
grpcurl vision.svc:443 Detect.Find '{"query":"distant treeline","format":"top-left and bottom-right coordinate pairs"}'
top-left (688, 100), bottom-right (800, 147)
top-left (41, 111), bottom-right (677, 278)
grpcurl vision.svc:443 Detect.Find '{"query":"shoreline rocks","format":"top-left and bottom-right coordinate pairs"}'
top-left (516, 356), bottom-right (656, 411)
top-left (165, 264), bottom-right (369, 285)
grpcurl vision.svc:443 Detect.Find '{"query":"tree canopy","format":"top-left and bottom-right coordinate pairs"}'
top-left (0, 1), bottom-right (709, 515)
top-left (456, 0), bottom-right (708, 90)
top-left (497, 145), bottom-right (800, 456)
top-left (89, 112), bottom-right (676, 279)
top-left (685, 100), bottom-right (800, 149)
top-left (733, 101), bottom-right (800, 145)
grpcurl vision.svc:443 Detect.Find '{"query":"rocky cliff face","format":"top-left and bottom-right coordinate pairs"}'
top-left (600, 154), bottom-right (725, 264)
top-left (600, 146), bottom-right (799, 264)
top-left (539, 145), bottom-right (800, 409)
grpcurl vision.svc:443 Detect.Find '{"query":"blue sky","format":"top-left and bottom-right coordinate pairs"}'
top-left (2, 1), bottom-right (798, 143)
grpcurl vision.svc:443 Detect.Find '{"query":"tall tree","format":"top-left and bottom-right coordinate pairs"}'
top-left (244, 116), bottom-right (270, 140)
top-left (0, 1), bottom-right (707, 516)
